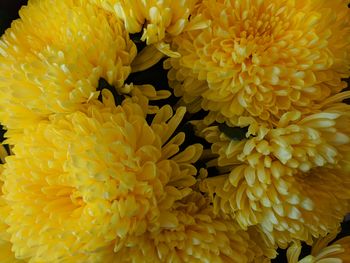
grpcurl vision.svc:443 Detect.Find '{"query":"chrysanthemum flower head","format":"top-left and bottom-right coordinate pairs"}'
top-left (198, 99), bottom-right (350, 247)
top-left (0, 0), bottom-right (136, 130)
top-left (0, 91), bottom-right (203, 262)
top-left (90, 0), bottom-right (210, 56)
top-left (165, 0), bottom-right (350, 125)
top-left (287, 231), bottom-right (350, 262)
top-left (87, 192), bottom-right (276, 263)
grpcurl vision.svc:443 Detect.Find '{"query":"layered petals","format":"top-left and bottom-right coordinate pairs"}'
top-left (287, 232), bottom-right (350, 262)
top-left (86, 192), bottom-right (276, 263)
top-left (0, 0), bottom-right (136, 130)
top-left (1, 92), bottom-right (203, 262)
top-left (90, 0), bottom-right (210, 55)
top-left (199, 102), bottom-right (350, 246)
top-left (165, 0), bottom-right (350, 124)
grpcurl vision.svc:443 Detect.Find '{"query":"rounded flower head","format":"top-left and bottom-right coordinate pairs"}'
top-left (87, 192), bottom-right (276, 263)
top-left (165, 0), bottom-right (350, 125)
top-left (0, 0), bottom-right (136, 130)
top-left (198, 100), bottom-right (350, 247)
top-left (1, 91), bottom-right (203, 262)
top-left (287, 232), bottom-right (350, 262)
top-left (90, 0), bottom-right (210, 55)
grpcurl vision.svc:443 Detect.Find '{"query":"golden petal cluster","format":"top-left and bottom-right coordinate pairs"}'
top-left (86, 192), bottom-right (275, 263)
top-left (0, 145), bottom-right (23, 263)
top-left (0, 92), bottom-right (204, 262)
top-left (287, 231), bottom-right (350, 262)
top-left (90, 0), bottom-right (210, 55)
top-left (165, 0), bottom-right (350, 125)
top-left (198, 100), bottom-right (350, 247)
top-left (0, 0), bottom-right (136, 130)
top-left (0, 204), bottom-right (23, 263)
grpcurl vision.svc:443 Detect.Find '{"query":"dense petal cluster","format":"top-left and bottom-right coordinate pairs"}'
top-left (0, 0), bottom-right (350, 261)
top-left (0, 0), bottom-right (136, 130)
top-left (0, 145), bottom-right (23, 263)
top-left (198, 100), bottom-right (350, 247)
top-left (165, 0), bottom-right (350, 125)
top-left (1, 93), bottom-right (204, 262)
top-left (90, 0), bottom-right (210, 55)
top-left (287, 232), bottom-right (350, 262)
top-left (88, 192), bottom-right (275, 263)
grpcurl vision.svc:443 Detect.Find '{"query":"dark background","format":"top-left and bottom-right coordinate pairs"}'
top-left (0, 0), bottom-right (27, 35)
top-left (0, 1), bottom-right (349, 262)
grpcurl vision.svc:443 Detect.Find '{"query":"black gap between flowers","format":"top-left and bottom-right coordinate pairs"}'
top-left (130, 32), bottom-right (146, 53)
top-left (188, 110), bottom-right (209, 121)
top-left (330, 220), bottom-right (350, 244)
top-left (217, 123), bottom-right (250, 141)
top-left (0, 124), bottom-right (6, 143)
top-left (0, 124), bottom-right (10, 162)
top-left (272, 220), bottom-right (350, 262)
top-left (97, 78), bottom-right (125, 106)
top-left (272, 243), bottom-right (312, 263)
top-left (298, 243), bottom-right (312, 260)
top-left (125, 58), bottom-right (180, 109)
top-left (205, 166), bottom-right (221, 178)
top-left (343, 77), bottom-right (350, 104)
top-left (145, 114), bottom-right (155, 126)
top-left (0, 0), bottom-right (28, 36)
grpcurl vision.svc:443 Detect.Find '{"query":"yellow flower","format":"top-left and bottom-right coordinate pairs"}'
top-left (287, 232), bottom-right (350, 262)
top-left (86, 192), bottom-right (276, 263)
top-left (90, 0), bottom-right (210, 56)
top-left (1, 91), bottom-right (203, 262)
top-left (165, 0), bottom-right (350, 125)
top-left (0, 0), bottom-right (136, 130)
top-left (198, 100), bottom-right (350, 247)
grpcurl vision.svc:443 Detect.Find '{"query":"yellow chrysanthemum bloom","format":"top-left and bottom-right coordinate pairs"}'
top-left (287, 232), bottom-right (350, 262)
top-left (87, 192), bottom-right (276, 263)
top-left (0, 0), bottom-right (136, 130)
top-left (90, 0), bottom-right (210, 56)
top-left (165, 0), bottom-right (350, 125)
top-left (198, 100), bottom-right (350, 247)
top-left (1, 91), bottom-right (203, 262)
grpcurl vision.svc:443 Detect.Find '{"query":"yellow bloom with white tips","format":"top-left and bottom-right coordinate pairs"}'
top-left (198, 100), bottom-right (350, 247)
top-left (0, 0), bottom-right (136, 130)
top-left (1, 91), bottom-right (203, 262)
top-left (165, 0), bottom-right (350, 125)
